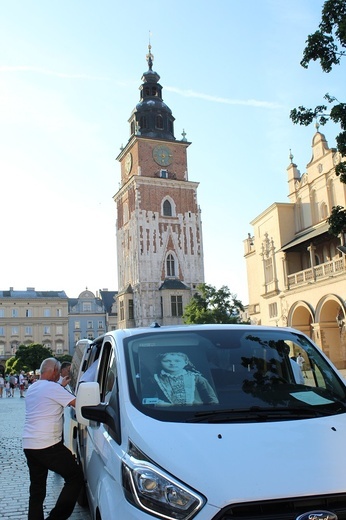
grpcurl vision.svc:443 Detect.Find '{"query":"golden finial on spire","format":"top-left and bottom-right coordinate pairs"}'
top-left (146, 31), bottom-right (154, 70)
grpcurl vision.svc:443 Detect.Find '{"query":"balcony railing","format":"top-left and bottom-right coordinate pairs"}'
top-left (287, 257), bottom-right (345, 288)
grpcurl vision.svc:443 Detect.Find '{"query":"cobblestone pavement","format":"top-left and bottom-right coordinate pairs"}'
top-left (0, 389), bottom-right (91, 520)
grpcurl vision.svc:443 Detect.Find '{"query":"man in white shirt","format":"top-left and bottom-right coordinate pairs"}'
top-left (23, 358), bottom-right (84, 520)
top-left (297, 353), bottom-right (306, 377)
top-left (19, 370), bottom-right (25, 398)
top-left (290, 358), bottom-right (305, 384)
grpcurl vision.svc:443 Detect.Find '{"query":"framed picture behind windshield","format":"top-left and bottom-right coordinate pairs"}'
top-left (138, 347), bottom-right (219, 406)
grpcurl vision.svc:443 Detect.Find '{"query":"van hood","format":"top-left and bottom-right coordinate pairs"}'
top-left (127, 413), bottom-right (346, 507)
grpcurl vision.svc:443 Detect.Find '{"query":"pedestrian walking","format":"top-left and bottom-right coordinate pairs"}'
top-left (19, 370), bottom-right (26, 398)
top-left (23, 357), bottom-right (84, 520)
top-left (9, 374), bottom-right (17, 397)
top-left (0, 374), bottom-right (4, 397)
top-left (5, 379), bottom-right (11, 397)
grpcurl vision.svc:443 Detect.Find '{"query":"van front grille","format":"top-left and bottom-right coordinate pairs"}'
top-left (212, 494), bottom-right (346, 520)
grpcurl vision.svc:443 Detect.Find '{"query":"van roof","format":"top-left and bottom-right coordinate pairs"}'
top-left (101, 323), bottom-right (300, 341)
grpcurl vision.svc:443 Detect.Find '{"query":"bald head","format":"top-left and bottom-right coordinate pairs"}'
top-left (40, 358), bottom-right (61, 382)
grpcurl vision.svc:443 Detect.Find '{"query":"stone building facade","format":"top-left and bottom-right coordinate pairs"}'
top-left (68, 289), bottom-right (107, 347)
top-left (114, 46), bottom-right (204, 327)
top-left (0, 288), bottom-right (69, 361)
top-left (245, 130), bottom-right (346, 368)
top-left (0, 288), bottom-right (118, 367)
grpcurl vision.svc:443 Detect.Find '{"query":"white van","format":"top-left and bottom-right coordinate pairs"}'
top-left (65, 324), bottom-right (346, 520)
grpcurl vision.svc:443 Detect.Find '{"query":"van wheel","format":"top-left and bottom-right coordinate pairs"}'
top-left (77, 481), bottom-right (88, 507)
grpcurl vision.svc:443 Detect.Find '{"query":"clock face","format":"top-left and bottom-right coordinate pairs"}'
top-left (153, 145), bottom-right (172, 166)
top-left (125, 152), bottom-right (132, 174)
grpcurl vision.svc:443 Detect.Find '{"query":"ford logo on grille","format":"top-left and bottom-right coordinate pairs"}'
top-left (296, 511), bottom-right (338, 520)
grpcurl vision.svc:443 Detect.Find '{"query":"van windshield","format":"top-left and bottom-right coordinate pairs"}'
top-left (124, 328), bottom-right (346, 422)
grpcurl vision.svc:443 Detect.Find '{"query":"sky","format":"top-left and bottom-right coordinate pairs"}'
top-left (1, 0), bottom-right (346, 304)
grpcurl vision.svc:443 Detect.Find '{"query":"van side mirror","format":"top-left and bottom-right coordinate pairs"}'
top-left (76, 382), bottom-right (100, 426)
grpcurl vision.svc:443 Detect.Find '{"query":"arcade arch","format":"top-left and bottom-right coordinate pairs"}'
top-left (287, 296), bottom-right (346, 369)
top-left (288, 301), bottom-right (314, 339)
top-left (316, 295), bottom-right (346, 369)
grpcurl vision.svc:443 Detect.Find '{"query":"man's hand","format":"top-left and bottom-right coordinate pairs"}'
top-left (61, 376), bottom-right (71, 388)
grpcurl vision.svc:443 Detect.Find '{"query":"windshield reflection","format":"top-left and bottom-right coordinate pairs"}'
top-left (124, 328), bottom-right (346, 422)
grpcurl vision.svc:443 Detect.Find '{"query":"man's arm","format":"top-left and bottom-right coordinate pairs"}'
top-left (68, 397), bottom-right (76, 407)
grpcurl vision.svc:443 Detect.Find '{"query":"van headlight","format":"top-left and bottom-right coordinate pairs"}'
top-left (122, 445), bottom-right (205, 519)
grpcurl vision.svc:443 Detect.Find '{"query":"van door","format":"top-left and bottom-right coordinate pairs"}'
top-left (81, 336), bottom-right (122, 512)
top-left (76, 337), bottom-right (104, 465)
top-left (64, 339), bottom-right (93, 456)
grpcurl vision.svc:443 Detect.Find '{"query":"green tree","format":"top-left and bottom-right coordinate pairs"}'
top-left (5, 356), bottom-right (17, 375)
top-left (56, 354), bottom-right (72, 363)
top-left (14, 343), bottom-right (53, 373)
top-left (290, 0), bottom-right (346, 236)
top-left (183, 283), bottom-right (246, 324)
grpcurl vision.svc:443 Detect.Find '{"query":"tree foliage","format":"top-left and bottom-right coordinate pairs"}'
top-left (14, 343), bottom-right (53, 372)
top-left (327, 205), bottom-right (346, 235)
top-left (290, 0), bottom-right (346, 236)
top-left (300, 0), bottom-right (346, 72)
top-left (183, 283), bottom-right (247, 325)
top-left (5, 356), bottom-right (17, 375)
top-left (56, 354), bottom-right (72, 363)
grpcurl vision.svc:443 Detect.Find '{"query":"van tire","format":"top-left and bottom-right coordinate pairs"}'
top-left (77, 481), bottom-right (88, 507)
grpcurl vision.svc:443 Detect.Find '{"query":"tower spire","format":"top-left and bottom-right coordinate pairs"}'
top-left (146, 32), bottom-right (153, 71)
top-left (127, 40), bottom-right (176, 140)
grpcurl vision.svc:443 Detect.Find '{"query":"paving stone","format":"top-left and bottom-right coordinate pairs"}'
top-left (0, 390), bottom-right (91, 520)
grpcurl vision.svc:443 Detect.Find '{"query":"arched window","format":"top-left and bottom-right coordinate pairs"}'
top-left (310, 189), bottom-right (318, 225)
top-left (163, 200), bottom-right (172, 216)
top-left (155, 115), bottom-right (164, 129)
top-left (295, 197), bottom-right (304, 231)
top-left (166, 254), bottom-right (175, 277)
top-left (139, 116), bottom-right (147, 129)
top-left (327, 179), bottom-right (336, 211)
top-left (320, 202), bottom-right (328, 219)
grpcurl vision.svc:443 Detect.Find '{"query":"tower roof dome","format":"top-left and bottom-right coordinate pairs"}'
top-left (128, 45), bottom-right (175, 141)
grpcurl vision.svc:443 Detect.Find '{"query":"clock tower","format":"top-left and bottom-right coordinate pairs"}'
top-left (114, 46), bottom-right (204, 328)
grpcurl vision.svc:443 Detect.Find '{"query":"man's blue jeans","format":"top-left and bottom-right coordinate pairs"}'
top-left (24, 441), bottom-right (84, 520)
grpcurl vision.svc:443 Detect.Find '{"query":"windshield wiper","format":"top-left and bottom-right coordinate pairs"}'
top-left (185, 406), bottom-right (341, 423)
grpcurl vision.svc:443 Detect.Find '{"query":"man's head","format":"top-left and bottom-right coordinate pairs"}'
top-left (40, 358), bottom-right (61, 382)
top-left (60, 362), bottom-right (71, 378)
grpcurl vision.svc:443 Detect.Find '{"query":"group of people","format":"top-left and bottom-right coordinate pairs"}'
top-left (0, 371), bottom-right (28, 398)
